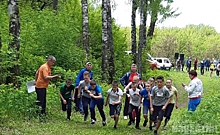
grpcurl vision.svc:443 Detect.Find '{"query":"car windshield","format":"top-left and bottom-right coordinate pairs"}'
top-left (157, 59), bottom-right (162, 63)
top-left (164, 59), bottom-right (170, 63)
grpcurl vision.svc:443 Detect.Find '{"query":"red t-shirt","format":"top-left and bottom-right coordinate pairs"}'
top-left (129, 73), bottom-right (137, 82)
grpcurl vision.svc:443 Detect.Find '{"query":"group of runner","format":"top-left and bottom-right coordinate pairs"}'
top-left (35, 56), bottom-right (203, 135)
top-left (59, 63), bottom-right (179, 135)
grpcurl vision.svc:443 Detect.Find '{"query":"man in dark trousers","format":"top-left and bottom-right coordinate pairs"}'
top-left (75, 62), bottom-right (93, 113)
top-left (120, 64), bottom-right (141, 120)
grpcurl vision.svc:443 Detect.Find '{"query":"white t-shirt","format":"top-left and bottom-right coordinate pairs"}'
top-left (107, 88), bottom-right (123, 104)
top-left (127, 88), bottom-right (141, 107)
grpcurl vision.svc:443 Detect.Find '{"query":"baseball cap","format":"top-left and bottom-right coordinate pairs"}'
top-left (86, 62), bottom-right (92, 65)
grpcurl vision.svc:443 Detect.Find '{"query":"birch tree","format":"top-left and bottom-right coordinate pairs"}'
top-left (81, 0), bottom-right (90, 59)
top-left (7, 0), bottom-right (20, 86)
top-left (101, 0), bottom-right (109, 81)
top-left (107, 0), bottom-right (115, 83)
top-left (137, 0), bottom-right (147, 77)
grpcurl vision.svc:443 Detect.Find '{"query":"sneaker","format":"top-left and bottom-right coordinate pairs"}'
top-left (124, 116), bottom-right (128, 120)
top-left (149, 126), bottom-right (153, 131)
top-left (135, 126), bottom-right (141, 130)
top-left (154, 130), bottom-right (158, 135)
top-left (127, 121), bottom-right (132, 126)
top-left (84, 115), bottom-right (88, 121)
top-left (163, 126), bottom-right (166, 130)
top-left (91, 119), bottom-right (96, 124)
top-left (67, 117), bottom-right (71, 121)
top-left (143, 120), bottom-right (147, 127)
top-left (102, 121), bottom-right (107, 126)
top-left (113, 125), bottom-right (117, 129)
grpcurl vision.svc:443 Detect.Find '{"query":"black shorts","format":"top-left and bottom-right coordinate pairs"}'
top-left (164, 103), bottom-right (174, 119)
top-left (210, 69), bottom-right (214, 71)
top-left (150, 105), bottom-right (165, 121)
top-left (109, 104), bottom-right (122, 116)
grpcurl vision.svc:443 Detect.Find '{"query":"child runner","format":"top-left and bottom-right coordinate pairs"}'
top-left (140, 81), bottom-right (152, 127)
top-left (210, 61), bottom-right (215, 77)
top-left (59, 79), bottom-right (75, 120)
top-left (77, 71), bottom-right (91, 121)
top-left (126, 82), bottom-right (142, 130)
top-left (149, 75), bottom-right (170, 135)
top-left (105, 81), bottom-right (123, 129)
top-left (163, 78), bottom-right (178, 130)
top-left (86, 80), bottom-right (106, 126)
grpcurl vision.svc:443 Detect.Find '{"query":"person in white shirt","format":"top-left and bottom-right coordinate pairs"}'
top-left (105, 81), bottom-right (123, 129)
top-left (182, 70), bottom-right (203, 112)
top-left (125, 82), bottom-right (142, 130)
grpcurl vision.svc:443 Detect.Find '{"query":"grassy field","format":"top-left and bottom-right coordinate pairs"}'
top-left (1, 70), bottom-right (219, 135)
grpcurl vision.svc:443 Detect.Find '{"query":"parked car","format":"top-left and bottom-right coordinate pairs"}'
top-left (147, 53), bottom-right (172, 70)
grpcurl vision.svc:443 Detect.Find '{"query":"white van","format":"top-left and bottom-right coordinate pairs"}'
top-left (147, 54), bottom-right (172, 70)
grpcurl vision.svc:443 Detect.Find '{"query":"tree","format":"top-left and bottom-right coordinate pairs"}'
top-left (81, 0), bottom-right (90, 59)
top-left (137, 0), bottom-right (147, 77)
top-left (147, 0), bottom-right (180, 39)
top-left (101, 0), bottom-right (108, 81)
top-left (101, 0), bottom-right (114, 83)
top-left (106, 0), bottom-right (115, 84)
top-left (7, 0), bottom-right (20, 86)
top-left (131, 0), bottom-right (138, 64)
top-left (0, 31), bottom-right (2, 50)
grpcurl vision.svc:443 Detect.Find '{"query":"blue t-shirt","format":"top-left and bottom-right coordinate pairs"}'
top-left (88, 85), bottom-right (104, 100)
top-left (140, 89), bottom-right (151, 107)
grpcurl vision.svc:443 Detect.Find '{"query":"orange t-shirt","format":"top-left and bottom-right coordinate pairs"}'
top-left (35, 63), bottom-right (51, 88)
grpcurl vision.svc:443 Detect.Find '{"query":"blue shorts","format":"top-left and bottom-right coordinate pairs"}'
top-left (143, 105), bottom-right (150, 115)
top-left (188, 98), bottom-right (201, 112)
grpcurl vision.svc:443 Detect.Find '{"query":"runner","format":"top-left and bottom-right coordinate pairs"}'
top-left (105, 81), bottom-right (123, 129)
top-left (86, 80), bottom-right (106, 126)
top-left (163, 78), bottom-right (178, 130)
top-left (126, 82), bottom-right (142, 130)
top-left (76, 71), bottom-right (91, 121)
top-left (149, 75), bottom-right (170, 135)
top-left (140, 81), bottom-right (152, 127)
top-left (59, 79), bottom-right (75, 120)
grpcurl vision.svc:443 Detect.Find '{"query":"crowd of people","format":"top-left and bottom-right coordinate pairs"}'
top-left (34, 56), bottom-right (203, 135)
top-left (173, 57), bottom-right (220, 77)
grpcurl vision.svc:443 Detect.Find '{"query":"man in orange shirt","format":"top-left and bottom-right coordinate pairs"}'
top-left (35, 56), bottom-right (61, 115)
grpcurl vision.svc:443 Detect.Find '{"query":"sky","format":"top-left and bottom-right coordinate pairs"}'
top-left (112, 0), bottom-right (220, 33)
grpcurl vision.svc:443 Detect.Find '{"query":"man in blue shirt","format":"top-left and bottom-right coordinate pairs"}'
top-left (86, 80), bottom-right (106, 126)
top-left (75, 62), bottom-right (93, 113)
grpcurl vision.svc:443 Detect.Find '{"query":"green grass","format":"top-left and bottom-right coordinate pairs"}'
top-left (1, 70), bottom-right (220, 135)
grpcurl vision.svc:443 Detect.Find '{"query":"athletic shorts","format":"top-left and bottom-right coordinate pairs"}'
top-left (109, 104), bottom-right (122, 116)
top-left (150, 105), bottom-right (165, 121)
top-left (143, 105), bottom-right (150, 115)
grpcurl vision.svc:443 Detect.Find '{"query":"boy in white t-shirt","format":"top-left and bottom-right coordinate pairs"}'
top-left (105, 81), bottom-right (123, 129)
top-left (126, 82), bottom-right (142, 130)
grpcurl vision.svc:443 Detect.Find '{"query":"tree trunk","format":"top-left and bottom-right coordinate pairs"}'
top-left (53, 0), bottom-right (58, 11)
top-left (137, 0), bottom-right (147, 77)
top-left (147, 0), bottom-right (158, 39)
top-left (0, 31), bottom-right (2, 50)
top-left (101, 0), bottom-right (108, 81)
top-left (147, 13), bottom-right (157, 38)
top-left (106, 0), bottom-right (114, 84)
top-left (81, 0), bottom-right (90, 59)
top-left (131, 0), bottom-right (138, 64)
top-left (7, 0), bottom-right (20, 86)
